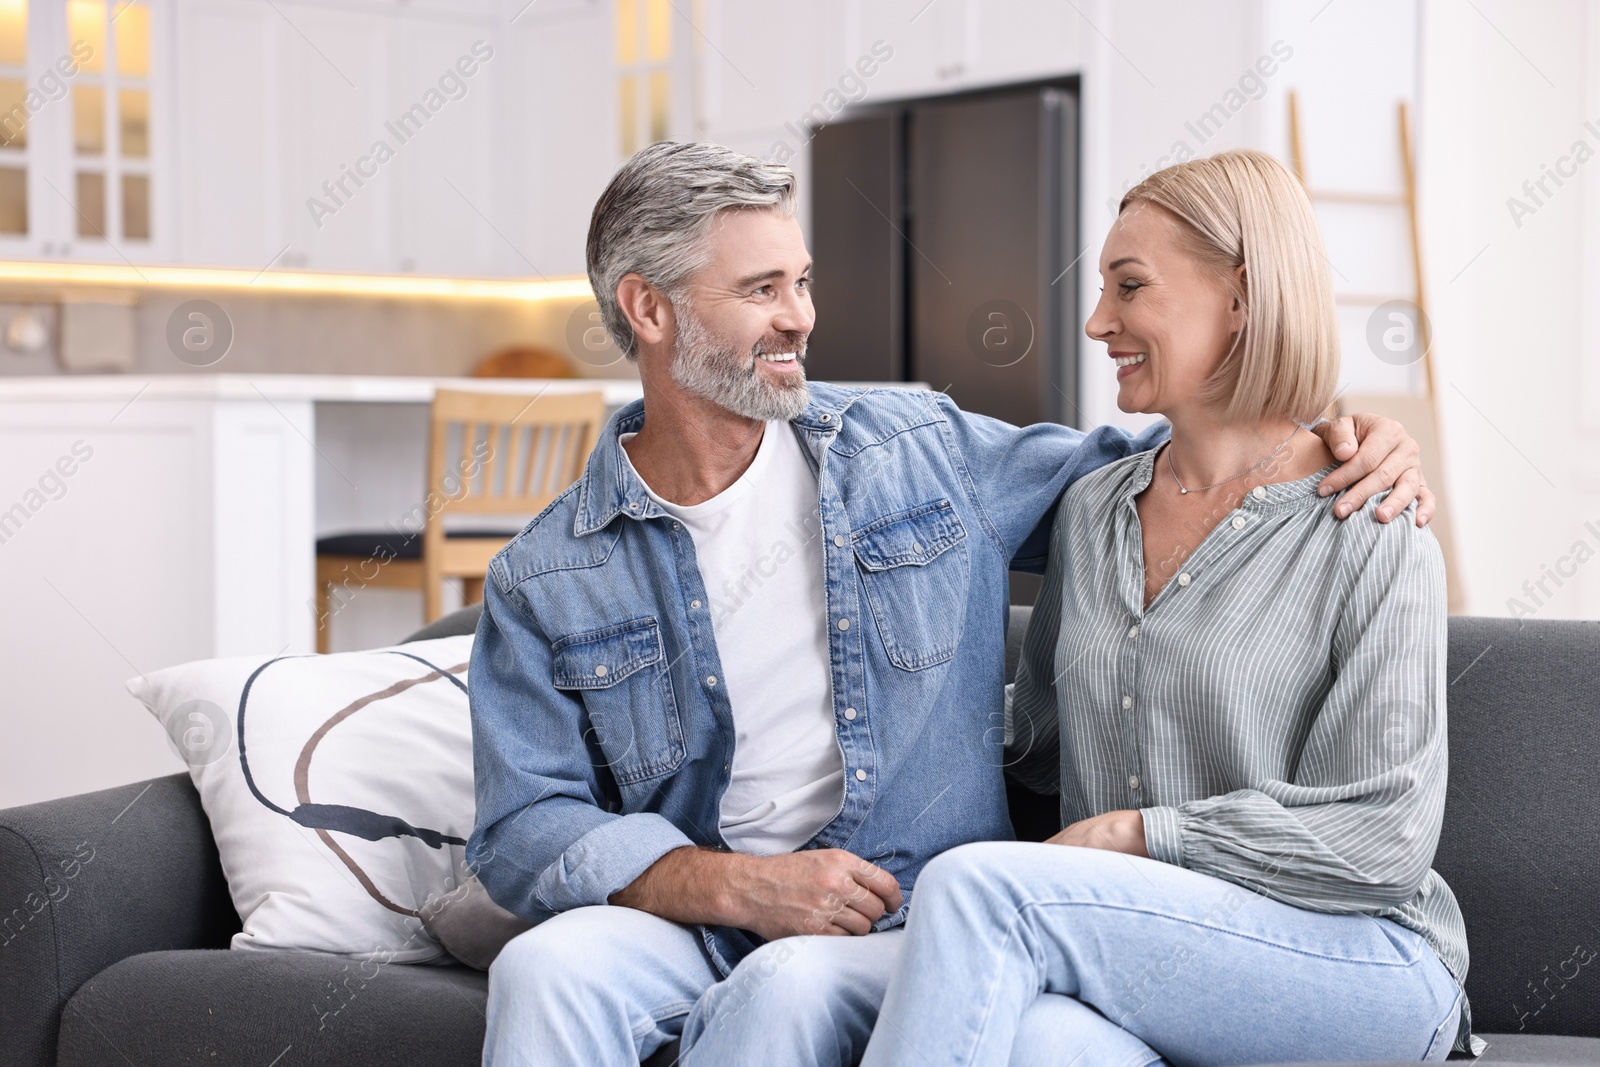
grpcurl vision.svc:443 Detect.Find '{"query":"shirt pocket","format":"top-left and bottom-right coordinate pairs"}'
top-left (551, 617), bottom-right (685, 785)
top-left (851, 499), bottom-right (970, 671)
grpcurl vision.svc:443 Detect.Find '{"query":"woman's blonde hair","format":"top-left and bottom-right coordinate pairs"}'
top-left (1119, 148), bottom-right (1338, 424)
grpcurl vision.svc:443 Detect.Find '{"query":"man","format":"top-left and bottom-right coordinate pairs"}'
top-left (467, 140), bottom-right (1432, 1067)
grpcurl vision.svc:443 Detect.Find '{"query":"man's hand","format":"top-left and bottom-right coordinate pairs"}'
top-left (1310, 413), bottom-right (1435, 527)
top-left (724, 848), bottom-right (903, 940)
top-left (1045, 809), bottom-right (1148, 857)
top-left (608, 846), bottom-right (902, 941)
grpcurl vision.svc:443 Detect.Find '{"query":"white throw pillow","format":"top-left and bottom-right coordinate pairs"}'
top-left (126, 635), bottom-right (477, 963)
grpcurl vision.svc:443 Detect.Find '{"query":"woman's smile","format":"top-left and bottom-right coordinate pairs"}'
top-left (1111, 350), bottom-right (1147, 380)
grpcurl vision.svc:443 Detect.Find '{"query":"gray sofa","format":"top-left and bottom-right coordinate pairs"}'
top-left (2, 606), bottom-right (1597, 1066)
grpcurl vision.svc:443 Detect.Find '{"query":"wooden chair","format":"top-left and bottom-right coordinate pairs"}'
top-left (314, 388), bottom-right (606, 653)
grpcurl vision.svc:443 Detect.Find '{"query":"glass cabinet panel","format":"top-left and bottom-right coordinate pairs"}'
top-left (113, 0), bottom-right (146, 76)
top-left (0, 0), bottom-right (25, 68)
top-left (71, 0), bottom-right (151, 242)
top-left (74, 83), bottom-right (104, 153)
top-left (0, 165), bottom-right (24, 233)
top-left (118, 86), bottom-right (145, 156)
top-left (0, 0), bottom-right (23, 238)
top-left (616, 0), bottom-right (672, 157)
top-left (75, 169), bottom-right (104, 236)
top-left (120, 171), bottom-right (146, 238)
top-left (0, 76), bottom-right (26, 147)
top-left (67, 0), bottom-right (103, 71)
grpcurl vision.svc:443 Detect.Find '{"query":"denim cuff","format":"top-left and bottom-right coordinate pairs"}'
top-left (533, 811), bottom-right (697, 912)
top-left (1141, 805), bottom-right (1185, 866)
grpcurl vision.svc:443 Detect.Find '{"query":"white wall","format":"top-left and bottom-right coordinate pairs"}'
top-left (1075, 0), bottom-right (1265, 433)
top-left (1419, 0), bottom-right (1599, 619)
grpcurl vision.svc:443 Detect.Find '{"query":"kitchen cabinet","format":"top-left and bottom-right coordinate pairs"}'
top-left (0, 0), bottom-right (171, 263)
top-left (274, 3), bottom-right (393, 274)
top-left (689, 0), bottom-right (1081, 192)
top-left (173, 0), bottom-right (500, 275)
top-left (173, 0), bottom-right (278, 270)
top-left (670, 0), bottom-right (1090, 314)
top-left (0, 1), bottom-right (1083, 277)
top-left (387, 16), bottom-right (496, 277)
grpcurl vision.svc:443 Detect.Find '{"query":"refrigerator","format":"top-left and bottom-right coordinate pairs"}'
top-left (806, 79), bottom-right (1081, 433)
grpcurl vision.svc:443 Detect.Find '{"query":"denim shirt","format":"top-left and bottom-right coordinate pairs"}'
top-left (466, 382), bottom-right (1167, 974)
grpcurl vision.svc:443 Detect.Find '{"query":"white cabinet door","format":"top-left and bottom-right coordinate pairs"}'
top-left (388, 18), bottom-right (497, 276)
top-left (277, 3), bottom-right (393, 274)
top-left (846, 0), bottom-right (953, 100)
top-left (498, 5), bottom-right (616, 277)
top-left (9, 0), bottom-right (177, 263)
top-left (173, 0), bottom-right (283, 269)
top-left (696, 1), bottom-right (824, 148)
top-left (837, 0), bottom-right (1080, 100)
top-left (172, 0), bottom-right (512, 275)
top-left (963, 1), bottom-right (1080, 88)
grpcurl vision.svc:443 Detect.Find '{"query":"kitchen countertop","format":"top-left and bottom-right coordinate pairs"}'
top-left (0, 373), bottom-right (648, 405)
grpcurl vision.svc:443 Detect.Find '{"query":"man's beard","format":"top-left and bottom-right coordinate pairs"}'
top-left (668, 300), bottom-right (811, 422)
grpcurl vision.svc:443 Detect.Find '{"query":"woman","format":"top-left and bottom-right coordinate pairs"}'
top-left (858, 149), bottom-right (1473, 1066)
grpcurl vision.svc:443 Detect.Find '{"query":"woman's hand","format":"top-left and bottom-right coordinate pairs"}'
top-left (1310, 413), bottom-right (1435, 527)
top-left (1045, 809), bottom-right (1149, 857)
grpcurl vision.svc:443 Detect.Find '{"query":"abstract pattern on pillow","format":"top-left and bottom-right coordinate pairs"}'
top-left (128, 635), bottom-right (481, 961)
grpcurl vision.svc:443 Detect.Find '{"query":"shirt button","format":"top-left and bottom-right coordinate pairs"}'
top-left (1121, 695), bottom-right (1132, 709)
top-left (1127, 625), bottom-right (1139, 639)
top-left (838, 618), bottom-right (850, 631)
top-left (594, 664), bottom-right (608, 677)
top-left (1252, 485), bottom-right (1267, 499)
top-left (911, 542), bottom-right (923, 553)
top-left (854, 768), bottom-right (867, 781)
top-left (844, 707), bottom-right (858, 720)
top-left (629, 502), bottom-right (639, 511)
top-left (1128, 774), bottom-right (1141, 790)
top-left (834, 534), bottom-right (846, 547)
top-left (1231, 515), bottom-right (1247, 530)
top-left (1178, 572), bottom-right (1191, 587)
top-left (706, 675), bottom-right (718, 687)
top-left (690, 599), bottom-right (702, 609)
top-left (820, 413), bottom-right (832, 422)
top-left (672, 521), bottom-right (681, 530)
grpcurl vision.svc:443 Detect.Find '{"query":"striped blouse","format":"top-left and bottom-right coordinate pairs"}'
top-left (1006, 444), bottom-right (1475, 1054)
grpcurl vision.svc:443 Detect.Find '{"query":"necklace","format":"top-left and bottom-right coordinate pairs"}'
top-left (1167, 422), bottom-right (1302, 495)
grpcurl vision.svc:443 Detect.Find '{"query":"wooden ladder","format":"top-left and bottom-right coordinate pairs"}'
top-left (1288, 90), bottom-right (1464, 611)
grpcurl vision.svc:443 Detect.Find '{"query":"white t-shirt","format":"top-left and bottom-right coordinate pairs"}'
top-left (620, 421), bottom-right (843, 856)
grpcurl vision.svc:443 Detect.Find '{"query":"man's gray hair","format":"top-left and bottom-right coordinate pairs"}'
top-left (586, 140), bottom-right (798, 361)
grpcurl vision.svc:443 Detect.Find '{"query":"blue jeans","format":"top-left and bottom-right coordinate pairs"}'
top-left (858, 842), bottom-right (1465, 1067)
top-left (482, 904), bottom-right (905, 1067)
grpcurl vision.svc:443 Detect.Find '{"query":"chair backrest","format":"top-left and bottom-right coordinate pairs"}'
top-left (425, 388), bottom-right (606, 529)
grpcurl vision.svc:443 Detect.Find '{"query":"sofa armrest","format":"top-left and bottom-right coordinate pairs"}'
top-left (0, 772), bottom-right (239, 1067)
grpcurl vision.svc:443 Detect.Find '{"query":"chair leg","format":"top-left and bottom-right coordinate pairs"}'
top-left (423, 559), bottom-right (443, 624)
top-left (315, 575), bottom-right (332, 655)
top-left (462, 576), bottom-right (485, 606)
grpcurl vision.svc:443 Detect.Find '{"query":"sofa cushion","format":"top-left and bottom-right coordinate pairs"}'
top-left (56, 949), bottom-right (488, 1067)
top-left (0, 774), bottom-right (240, 1067)
top-left (1436, 618), bottom-right (1600, 1038)
top-left (420, 869), bottom-right (533, 971)
top-left (1243, 1032), bottom-right (1600, 1065)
